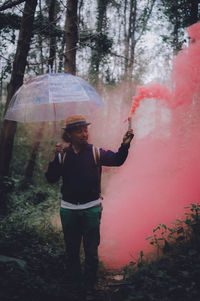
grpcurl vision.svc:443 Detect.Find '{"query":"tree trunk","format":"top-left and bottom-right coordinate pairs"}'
top-left (124, 0), bottom-right (137, 80)
top-left (190, 0), bottom-right (199, 24)
top-left (129, 0), bottom-right (137, 78)
top-left (58, 33), bottom-right (65, 72)
top-left (25, 122), bottom-right (45, 178)
top-left (38, 0), bottom-right (44, 74)
top-left (48, 0), bottom-right (57, 71)
top-left (122, 0), bottom-right (137, 108)
top-left (172, 13), bottom-right (180, 55)
top-left (25, 0), bottom-right (58, 180)
top-left (0, 0), bottom-right (38, 179)
top-left (64, 0), bottom-right (78, 75)
top-left (124, 0), bottom-right (129, 75)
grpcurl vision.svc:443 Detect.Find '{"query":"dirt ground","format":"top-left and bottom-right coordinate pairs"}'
top-left (67, 269), bottom-right (131, 301)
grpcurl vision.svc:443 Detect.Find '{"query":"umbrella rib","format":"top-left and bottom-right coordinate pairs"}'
top-left (74, 76), bottom-right (89, 101)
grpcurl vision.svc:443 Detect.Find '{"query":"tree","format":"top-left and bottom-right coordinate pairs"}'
top-left (64, 0), bottom-right (78, 75)
top-left (123, 0), bottom-right (156, 79)
top-left (25, 0), bottom-right (59, 179)
top-left (25, 122), bottom-right (45, 179)
top-left (159, 0), bottom-right (200, 52)
top-left (25, 0), bottom-right (80, 178)
top-left (48, 0), bottom-right (58, 71)
top-left (124, 0), bottom-right (137, 78)
top-left (89, 0), bottom-right (113, 85)
top-left (0, 0), bottom-right (38, 179)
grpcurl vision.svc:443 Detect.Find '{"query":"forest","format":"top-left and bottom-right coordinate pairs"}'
top-left (0, 0), bottom-right (200, 300)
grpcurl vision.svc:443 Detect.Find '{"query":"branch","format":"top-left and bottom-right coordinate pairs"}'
top-left (135, 0), bottom-right (156, 44)
top-left (0, 0), bottom-right (26, 12)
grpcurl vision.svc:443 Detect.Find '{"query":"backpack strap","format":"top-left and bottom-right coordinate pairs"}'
top-left (92, 145), bottom-right (100, 166)
top-left (92, 146), bottom-right (103, 200)
top-left (62, 152), bottom-right (66, 164)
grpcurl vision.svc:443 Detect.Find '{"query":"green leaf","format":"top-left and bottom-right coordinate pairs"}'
top-left (177, 227), bottom-right (184, 234)
top-left (153, 226), bottom-right (160, 232)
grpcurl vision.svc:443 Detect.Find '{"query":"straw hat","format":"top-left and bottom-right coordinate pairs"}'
top-left (62, 114), bottom-right (91, 130)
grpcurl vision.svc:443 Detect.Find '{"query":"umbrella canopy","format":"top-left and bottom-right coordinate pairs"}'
top-left (4, 73), bottom-right (104, 123)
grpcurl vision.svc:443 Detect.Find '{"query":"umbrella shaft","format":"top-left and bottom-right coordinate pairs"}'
top-left (53, 103), bottom-right (58, 140)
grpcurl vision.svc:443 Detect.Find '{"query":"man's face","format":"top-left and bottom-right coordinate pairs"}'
top-left (69, 125), bottom-right (89, 146)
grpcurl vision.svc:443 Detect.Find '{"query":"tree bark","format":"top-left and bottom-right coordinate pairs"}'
top-left (190, 0), bottom-right (199, 24)
top-left (124, 0), bottom-right (129, 75)
top-left (48, 0), bottom-right (57, 71)
top-left (38, 0), bottom-right (44, 74)
top-left (25, 122), bottom-right (45, 178)
top-left (64, 0), bottom-right (78, 75)
top-left (127, 0), bottom-right (137, 79)
top-left (58, 33), bottom-right (65, 72)
top-left (0, 0), bottom-right (38, 178)
top-left (123, 0), bottom-right (137, 79)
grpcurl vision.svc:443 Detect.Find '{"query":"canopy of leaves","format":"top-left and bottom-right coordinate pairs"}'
top-left (160, 0), bottom-right (200, 28)
top-left (0, 12), bottom-right (21, 30)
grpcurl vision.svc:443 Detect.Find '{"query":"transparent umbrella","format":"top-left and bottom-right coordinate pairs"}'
top-left (4, 73), bottom-right (104, 123)
top-left (4, 73), bottom-right (104, 163)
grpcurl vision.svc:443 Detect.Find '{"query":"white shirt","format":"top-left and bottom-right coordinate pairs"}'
top-left (61, 198), bottom-right (102, 210)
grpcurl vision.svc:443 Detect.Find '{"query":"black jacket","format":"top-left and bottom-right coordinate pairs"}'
top-left (45, 143), bottom-right (129, 204)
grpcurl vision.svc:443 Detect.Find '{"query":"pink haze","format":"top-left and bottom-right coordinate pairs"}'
top-left (98, 22), bottom-right (200, 267)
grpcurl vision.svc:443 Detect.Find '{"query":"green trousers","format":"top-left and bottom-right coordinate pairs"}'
top-left (60, 205), bottom-right (102, 287)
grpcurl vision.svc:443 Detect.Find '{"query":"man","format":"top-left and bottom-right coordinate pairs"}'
top-left (45, 114), bottom-right (134, 292)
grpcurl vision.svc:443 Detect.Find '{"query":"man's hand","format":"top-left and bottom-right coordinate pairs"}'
top-left (123, 129), bottom-right (134, 145)
top-left (55, 143), bottom-right (63, 156)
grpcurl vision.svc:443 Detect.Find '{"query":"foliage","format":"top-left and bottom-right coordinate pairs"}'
top-left (88, 0), bottom-right (114, 85)
top-left (0, 171), bottom-right (68, 301)
top-left (0, 0), bottom-right (175, 87)
top-left (0, 163), bottom-right (108, 300)
top-left (0, 53), bottom-right (14, 80)
top-left (33, 14), bottom-right (63, 39)
top-left (0, 223), bottom-right (69, 301)
top-left (160, 0), bottom-right (200, 28)
top-left (122, 202), bottom-right (200, 301)
top-left (1, 157), bottom-right (200, 301)
top-left (158, 0), bottom-right (200, 51)
top-left (0, 12), bottom-right (21, 30)
top-left (89, 33), bottom-right (113, 80)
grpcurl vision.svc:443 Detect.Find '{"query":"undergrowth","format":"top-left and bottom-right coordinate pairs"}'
top-left (1, 172), bottom-right (200, 300)
top-left (0, 174), bottom-right (106, 301)
top-left (122, 202), bottom-right (200, 301)
top-left (0, 175), bottom-right (71, 301)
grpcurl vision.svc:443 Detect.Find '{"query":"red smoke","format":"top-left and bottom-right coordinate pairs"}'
top-left (98, 22), bottom-right (200, 267)
top-left (129, 84), bottom-right (171, 117)
top-left (129, 22), bottom-right (200, 117)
